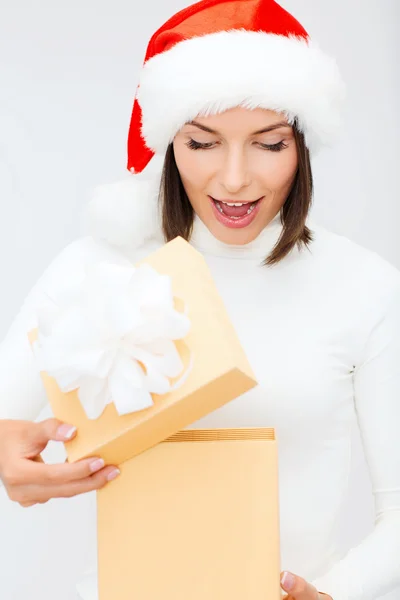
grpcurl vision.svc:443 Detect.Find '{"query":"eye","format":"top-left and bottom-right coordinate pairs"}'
top-left (185, 138), bottom-right (289, 152)
top-left (185, 138), bottom-right (216, 150)
top-left (258, 140), bottom-right (289, 152)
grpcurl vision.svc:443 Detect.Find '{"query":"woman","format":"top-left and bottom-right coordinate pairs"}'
top-left (0, 1), bottom-right (399, 599)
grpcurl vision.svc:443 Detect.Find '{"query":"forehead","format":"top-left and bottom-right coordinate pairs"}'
top-left (185, 107), bottom-right (291, 133)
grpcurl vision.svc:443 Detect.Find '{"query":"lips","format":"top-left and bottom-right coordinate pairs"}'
top-left (209, 196), bottom-right (263, 229)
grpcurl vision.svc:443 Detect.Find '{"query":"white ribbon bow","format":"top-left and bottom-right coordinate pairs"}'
top-left (33, 261), bottom-right (191, 419)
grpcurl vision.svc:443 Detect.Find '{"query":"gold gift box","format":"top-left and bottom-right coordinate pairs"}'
top-left (98, 427), bottom-right (281, 600)
top-left (28, 237), bottom-right (282, 599)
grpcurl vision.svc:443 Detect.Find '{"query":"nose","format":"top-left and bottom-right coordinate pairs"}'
top-left (219, 146), bottom-right (251, 194)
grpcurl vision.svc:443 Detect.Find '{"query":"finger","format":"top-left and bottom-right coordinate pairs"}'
top-left (34, 418), bottom-right (77, 444)
top-left (280, 572), bottom-right (319, 599)
top-left (22, 455), bottom-right (111, 485)
top-left (8, 464), bottom-right (120, 506)
top-left (39, 465), bottom-right (121, 499)
top-left (36, 419), bottom-right (77, 442)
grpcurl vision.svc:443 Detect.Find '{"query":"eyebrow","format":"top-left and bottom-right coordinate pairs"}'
top-left (186, 120), bottom-right (292, 135)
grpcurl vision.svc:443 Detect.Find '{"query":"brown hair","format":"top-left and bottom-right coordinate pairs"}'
top-left (159, 118), bottom-right (314, 266)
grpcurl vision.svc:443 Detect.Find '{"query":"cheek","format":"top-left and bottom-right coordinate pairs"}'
top-left (256, 147), bottom-right (298, 191)
top-left (173, 145), bottom-right (212, 193)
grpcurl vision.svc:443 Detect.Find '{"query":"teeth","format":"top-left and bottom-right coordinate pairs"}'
top-left (215, 200), bottom-right (256, 219)
top-left (215, 199), bottom-right (257, 217)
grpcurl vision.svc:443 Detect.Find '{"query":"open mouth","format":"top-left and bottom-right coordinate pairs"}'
top-left (209, 196), bottom-right (263, 229)
top-left (213, 198), bottom-right (260, 218)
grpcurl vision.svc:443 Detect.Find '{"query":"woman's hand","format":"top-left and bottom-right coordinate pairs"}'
top-left (281, 571), bottom-right (333, 600)
top-left (0, 418), bottom-right (120, 507)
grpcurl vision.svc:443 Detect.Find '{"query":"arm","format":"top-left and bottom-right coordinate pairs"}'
top-left (0, 236), bottom-right (128, 422)
top-left (311, 272), bottom-right (400, 600)
top-left (0, 311), bottom-right (48, 421)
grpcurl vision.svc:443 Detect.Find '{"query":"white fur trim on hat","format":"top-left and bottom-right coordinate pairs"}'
top-left (137, 30), bottom-right (346, 156)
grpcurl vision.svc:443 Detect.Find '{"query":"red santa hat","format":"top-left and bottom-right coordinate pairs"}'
top-left (86, 0), bottom-right (346, 249)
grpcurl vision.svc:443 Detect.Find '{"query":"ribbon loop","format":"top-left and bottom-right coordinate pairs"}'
top-left (34, 262), bottom-right (191, 420)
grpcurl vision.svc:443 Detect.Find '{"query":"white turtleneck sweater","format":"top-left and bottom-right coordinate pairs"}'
top-left (1, 212), bottom-right (400, 600)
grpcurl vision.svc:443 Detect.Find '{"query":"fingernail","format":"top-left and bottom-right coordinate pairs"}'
top-left (281, 572), bottom-right (295, 591)
top-left (106, 468), bottom-right (121, 482)
top-left (89, 458), bottom-right (105, 473)
top-left (57, 424), bottom-right (77, 440)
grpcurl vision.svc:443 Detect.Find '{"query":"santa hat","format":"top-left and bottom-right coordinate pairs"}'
top-left (86, 0), bottom-right (346, 250)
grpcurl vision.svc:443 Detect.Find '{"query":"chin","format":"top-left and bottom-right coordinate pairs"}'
top-left (208, 221), bottom-right (263, 245)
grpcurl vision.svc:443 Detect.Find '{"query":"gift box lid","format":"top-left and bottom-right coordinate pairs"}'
top-left (28, 237), bottom-right (258, 466)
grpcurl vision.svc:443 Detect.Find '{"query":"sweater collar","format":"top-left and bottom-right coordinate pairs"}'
top-left (189, 210), bottom-right (286, 260)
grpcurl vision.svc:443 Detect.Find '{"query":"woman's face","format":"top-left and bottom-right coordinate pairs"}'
top-left (173, 107), bottom-right (298, 245)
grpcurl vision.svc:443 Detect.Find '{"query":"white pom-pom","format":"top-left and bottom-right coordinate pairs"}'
top-left (84, 156), bottom-right (164, 249)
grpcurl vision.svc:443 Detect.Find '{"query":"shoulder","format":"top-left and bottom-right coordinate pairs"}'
top-left (33, 236), bottom-right (131, 289)
top-left (308, 220), bottom-right (400, 297)
top-left (24, 235), bottom-right (164, 310)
